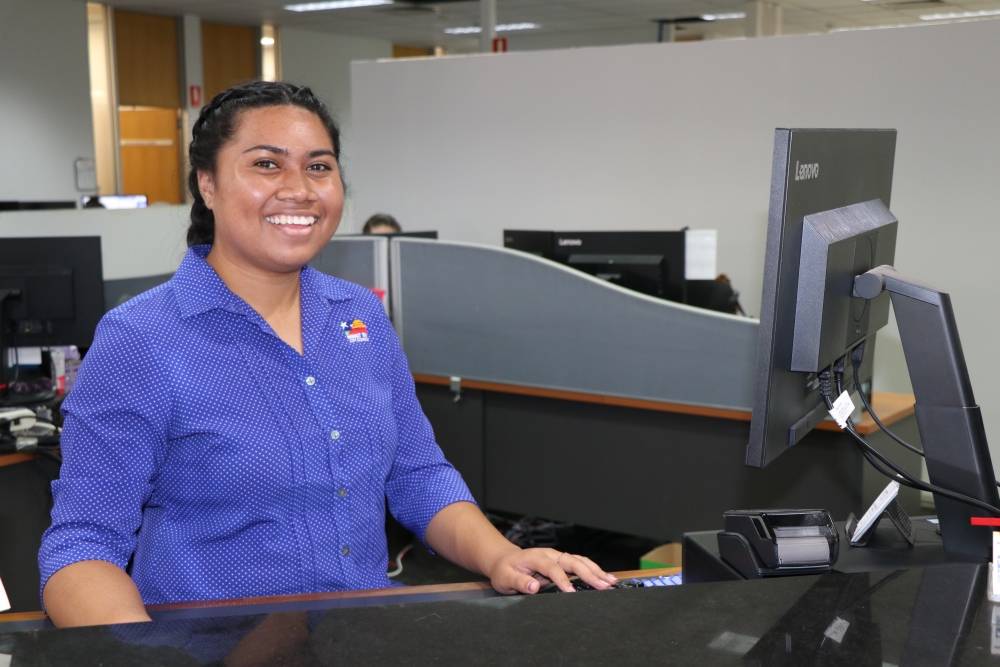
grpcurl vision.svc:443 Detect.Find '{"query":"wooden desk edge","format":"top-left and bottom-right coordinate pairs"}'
top-left (0, 452), bottom-right (38, 468)
top-left (413, 373), bottom-right (915, 436)
top-left (0, 567), bottom-right (682, 623)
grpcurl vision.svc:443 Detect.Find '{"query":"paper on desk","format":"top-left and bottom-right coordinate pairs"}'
top-left (684, 230), bottom-right (717, 280)
top-left (5, 346), bottom-right (42, 367)
top-left (0, 574), bottom-right (10, 612)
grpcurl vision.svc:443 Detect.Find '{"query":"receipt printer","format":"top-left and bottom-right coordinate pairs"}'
top-left (717, 509), bottom-right (839, 579)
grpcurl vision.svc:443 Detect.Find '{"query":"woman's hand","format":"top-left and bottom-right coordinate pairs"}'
top-left (425, 503), bottom-right (618, 595)
top-left (486, 546), bottom-right (618, 594)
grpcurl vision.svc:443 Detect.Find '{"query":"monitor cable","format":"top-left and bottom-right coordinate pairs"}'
top-left (848, 343), bottom-right (924, 458)
top-left (819, 367), bottom-right (1000, 516)
top-left (848, 343), bottom-right (1000, 490)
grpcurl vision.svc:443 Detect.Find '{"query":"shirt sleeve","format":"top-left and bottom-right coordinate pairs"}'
top-left (379, 309), bottom-right (476, 541)
top-left (38, 311), bottom-right (170, 601)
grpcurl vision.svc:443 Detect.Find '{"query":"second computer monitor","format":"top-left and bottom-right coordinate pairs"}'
top-left (504, 230), bottom-right (687, 303)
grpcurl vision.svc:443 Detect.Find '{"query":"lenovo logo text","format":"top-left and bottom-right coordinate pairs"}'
top-left (794, 161), bottom-right (820, 182)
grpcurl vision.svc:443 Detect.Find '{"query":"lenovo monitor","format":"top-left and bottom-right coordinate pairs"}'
top-left (747, 129), bottom-right (998, 560)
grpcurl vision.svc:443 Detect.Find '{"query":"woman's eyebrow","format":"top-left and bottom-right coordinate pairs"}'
top-left (241, 145), bottom-right (335, 159)
top-left (243, 144), bottom-right (288, 155)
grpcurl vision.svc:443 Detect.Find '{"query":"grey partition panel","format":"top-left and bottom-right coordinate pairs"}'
top-left (104, 274), bottom-right (173, 310)
top-left (311, 236), bottom-right (388, 291)
top-left (393, 239), bottom-right (758, 410)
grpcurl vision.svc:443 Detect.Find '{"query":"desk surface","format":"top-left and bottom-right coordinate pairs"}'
top-left (2, 564), bottom-right (998, 664)
top-left (414, 375), bottom-right (914, 436)
top-left (0, 568), bottom-right (678, 626)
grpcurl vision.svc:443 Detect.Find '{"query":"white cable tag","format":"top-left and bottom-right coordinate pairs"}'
top-left (823, 616), bottom-right (850, 644)
top-left (829, 391), bottom-right (855, 429)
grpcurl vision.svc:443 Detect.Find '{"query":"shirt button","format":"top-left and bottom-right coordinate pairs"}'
top-left (330, 430), bottom-right (341, 441)
top-left (305, 376), bottom-right (316, 386)
top-left (341, 546), bottom-right (351, 556)
top-left (338, 487), bottom-right (348, 498)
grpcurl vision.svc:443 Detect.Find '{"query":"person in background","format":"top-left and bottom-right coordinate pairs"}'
top-left (39, 81), bottom-right (616, 628)
top-left (361, 213), bottom-right (401, 235)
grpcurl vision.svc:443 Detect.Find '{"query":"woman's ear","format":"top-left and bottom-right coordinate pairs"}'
top-left (197, 171), bottom-right (216, 209)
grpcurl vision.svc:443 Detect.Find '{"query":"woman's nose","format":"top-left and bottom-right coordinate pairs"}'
top-left (276, 168), bottom-right (316, 201)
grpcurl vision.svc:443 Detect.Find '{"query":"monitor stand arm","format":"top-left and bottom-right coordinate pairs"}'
top-left (855, 265), bottom-right (998, 561)
top-left (0, 288), bottom-right (22, 399)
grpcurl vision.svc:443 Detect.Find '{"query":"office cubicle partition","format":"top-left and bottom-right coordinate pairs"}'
top-left (390, 238), bottom-right (758, 410)
top-left (311, 235), bottom-right (389, 310)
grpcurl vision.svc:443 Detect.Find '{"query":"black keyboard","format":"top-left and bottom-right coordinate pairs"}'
top-left (539, 574), bottom-right (682, 593)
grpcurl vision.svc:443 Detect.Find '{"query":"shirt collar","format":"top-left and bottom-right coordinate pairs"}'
top-left (173, 245), bottom-right (353, 320)
top-left (300, 263), bottom-right (355, 306)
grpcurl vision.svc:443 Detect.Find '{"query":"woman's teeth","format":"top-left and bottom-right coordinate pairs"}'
top-left (266, 215), bottom-right (317, 226)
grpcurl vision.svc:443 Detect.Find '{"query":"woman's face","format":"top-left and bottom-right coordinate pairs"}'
top-left (198, 104), bottom-right (344, 275)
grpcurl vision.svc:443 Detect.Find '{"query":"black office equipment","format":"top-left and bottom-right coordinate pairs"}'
top-left (717, 509), bottom-right (839, 579)
top-left (748, 129), bottom-right (895, 467)
top-left (0, 201), bottom-right (76, 212)
top-left (0, 237), bottom-right (104, 401)
top-left (566, 253), bottom-right (669, 300)
top-left (504, 230), bottom-right (687, 303)
top-left (502, 229), bottom-right (553, 259)
top-left (537, 573), bottom-right (682, 593)
top-left (746, 128), bottom-right (998, 561)
top-left (685, 278), bottom-right (744, 315)
top-left (388, 231), bottom-right (437, 239)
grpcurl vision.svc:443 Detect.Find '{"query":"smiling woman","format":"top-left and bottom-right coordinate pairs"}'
top-left (189, 87), bottom-right (346, 353)
top-left (37, 81), bottom-right (616, 629)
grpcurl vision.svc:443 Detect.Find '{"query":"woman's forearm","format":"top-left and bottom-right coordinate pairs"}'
top-left (424, 501), bottom-right (519, 577)
top-left (43, 560), bottom-right (151, 628)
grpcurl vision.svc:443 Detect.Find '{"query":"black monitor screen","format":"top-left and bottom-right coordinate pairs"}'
top-left (567, 253), bottom-right (668, 298)
top-left (505, 230), bottom-right (686, 303)
top-left (503, 230), bottom-right (553, 259)
top-left (0, 201), bottom-right (77, 211)
top-left (747, 129), bottom-right (896, 468)
top-left (0, 237), bottom-right (104, 350)
top-left (388, 231), bottom-right (437, 239)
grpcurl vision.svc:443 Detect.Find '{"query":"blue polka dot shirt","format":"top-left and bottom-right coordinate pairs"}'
top-left (38, 245), bottom-right (475, 606)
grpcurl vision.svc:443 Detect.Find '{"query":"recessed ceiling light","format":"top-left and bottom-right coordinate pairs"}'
top-left (444, 22), bottom-right (540, 35)
top-left (701, 12), bottom-right (747, 21)
top-left (285, 0), bottom-right (393, 12)
top-left (919, 8), bottom-right (1000, 20)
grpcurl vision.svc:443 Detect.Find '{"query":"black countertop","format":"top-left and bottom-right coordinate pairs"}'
top-left (3, 562), bottom-right (1000, 665)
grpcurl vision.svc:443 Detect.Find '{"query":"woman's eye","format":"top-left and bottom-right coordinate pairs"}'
top-left (254, 159), bottom-right (278, 170)
top-left (308, 163), bottom-right (333, 173)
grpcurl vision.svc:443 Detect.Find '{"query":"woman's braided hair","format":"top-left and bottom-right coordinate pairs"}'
top-left (186, 81), bottom-right (342, 247)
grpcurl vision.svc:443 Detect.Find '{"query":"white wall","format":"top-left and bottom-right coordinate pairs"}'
top-left (279, 27), bottom-right (392, 231)
top-left (445, 25), bottom-right (658, 54)
top-left (0, 207), bottom-right (189, 280)
top-left (350, 20), bottom-right (1000, 461)
top-left (0, 0), bottom-right (94, 202)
